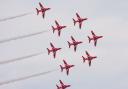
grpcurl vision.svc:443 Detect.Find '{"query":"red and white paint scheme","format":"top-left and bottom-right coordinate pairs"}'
top-left (88, 30), bottom-right (103, 46)
top-left (47, 42), bottom-right (61, 58)
top-left (56, 80), bottom-right (71, 89)
top-left (73, 13), bottom-right (88, 29)
top-left (52, 20), bottom-right (66, 36)
top-left (82, 51), bottom-right (97, 66)
top-left (36, 2), bottom-right (51, 18)
top-left (67, 36), bottom-right (83, 52)
top-left (60, 60), bottom-right (75, 75)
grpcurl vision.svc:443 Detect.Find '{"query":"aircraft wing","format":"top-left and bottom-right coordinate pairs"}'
top-left (58, 30), bottom-right (61, 36)
top-left (53, 51), bottom-right (56, 58)
top-left (79, 22), bottom-right (82, 29)
top-left (50, 42), bottom-right (55, 48)
top-left (94, 40), bottom-right (97, 46)
top-left (71, 36), bottom-right (75, 42)
top-left (39, 2), bottom-right (44, 8)
top-left (76, 13), bottom-right (80, 19)
top-left (66, 69), bottom-right (69, 75)
top-left (42, 12), bottom-right (45, 18)
top-left (63, 60), bottom-right (68, 65)
top-left (55, 20), bottom-right (59, 26)
top-left (74, 45), bottom-right (77, 52)
top-left (59, 80), bottom-right (64, 85)
top-left (91, 30), bottom-right (96, 36)
top-left (86, 51), bottom-right (90, 57)
top-left (89, 60), bottom-right (91, 66)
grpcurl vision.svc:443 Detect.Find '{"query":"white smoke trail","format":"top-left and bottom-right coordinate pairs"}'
top-left (0, 30), bottom-right (48, 44)
top-left (0, 52), bottom-right (44, 65)
top-left (0, 12), bottom-right (33, 22)
top-left (0, 69), bottom-right (58, 86)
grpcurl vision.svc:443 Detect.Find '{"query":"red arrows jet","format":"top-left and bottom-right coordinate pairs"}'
top-left (47, 42), bottom-right (61, 58)
top-left (36, 2), bottom-right (51, 18)
top-left (73, 13), bottom-right (88, 29)
top-left (56, 80), bottom-right (71, 89)
top-left (88, 30), bottom-right (103, 46)
top-left (60, 60), bottom-right (75, 75)
top-left (52, 20), bottom-right (67, 36)
top-left (82, 51), bottom-right (97, 66)
top-left (67, 36), bottom-right (83, 52)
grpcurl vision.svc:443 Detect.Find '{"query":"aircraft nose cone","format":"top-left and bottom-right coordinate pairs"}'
top-left (68, 85), bottom-right (71, 87)
top-left (64, 26), bottom-right (66, 28)
top-left (48, 8), bottom-right (51, 10)
top-left (80, 41), bottom-right (83, 43)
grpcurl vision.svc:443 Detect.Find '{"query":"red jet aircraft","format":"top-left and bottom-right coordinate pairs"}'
top-left (88, 30), bottom-right (103, 46)
top-left (73, 13), bottom-right (88, 29)
top-left (60, 60), bottom-right (75, 75)
top-left (52, 20), bottom-right (67, 36)
top-left (47, 42), bottom-right (61, 58)
top-left (36, 2), bottom-right (51, 18)
top-left (67, 36), bottom-right (83, 52)
top-left (56, 80), bottom-right (71, 89)
top-left (82, 51), bottom-right (97, 66)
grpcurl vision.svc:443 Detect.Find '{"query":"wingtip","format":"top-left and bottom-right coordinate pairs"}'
top-left (55, 20), bottom-right (57, 22)
top-left (76, 12), bottom-right (78, 14)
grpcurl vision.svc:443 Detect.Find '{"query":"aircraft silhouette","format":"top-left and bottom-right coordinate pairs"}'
top-left (60, 60), bottom-right (75, 75)
top-left (47, 42), bottom-right (61, 58)
top-left (36, 2), bottom-right (51, 18)
top-left (52, 20), bottom-right (67, 36)
top-left (56, 80), bottom-right (71, 89)
top-left (73, 13), bottom-right (88, 29)
top-left (88, 30), bottom-right (103, 46)
top-left (82, 51), bottom-right (97, 66)
top-left (67, 36), bottom-right (83, 52)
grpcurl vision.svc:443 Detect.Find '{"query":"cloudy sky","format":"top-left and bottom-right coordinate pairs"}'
top-left (0, 0), bottom-right (128, 89)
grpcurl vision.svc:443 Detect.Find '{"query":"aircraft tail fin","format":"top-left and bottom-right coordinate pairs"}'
top-left (73, 18), bottom-right (76, 25)
top-left (36, 8), bottom-right (39, 15)
top-left (47, 48), bottom-right (50, 55)
top-left (52, 26), bottom-right (55, 33)
top-left (67, 41), bottom-right (71, 48)
top-left (82, 56), bottom-right (85, 63)
top-left (60, 65), bottom-right (63, 72)
top-left (56, 85), bottom-right (59, 89)
top-left (88, 36), bottom-right (91, 43)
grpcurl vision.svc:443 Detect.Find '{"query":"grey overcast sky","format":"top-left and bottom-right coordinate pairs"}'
top-left (0, 0), bottom-right (128, 89)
